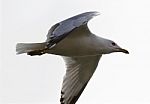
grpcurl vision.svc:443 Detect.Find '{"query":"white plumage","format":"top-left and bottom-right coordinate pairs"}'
top-left (16, 11), bottom-right (129, 104)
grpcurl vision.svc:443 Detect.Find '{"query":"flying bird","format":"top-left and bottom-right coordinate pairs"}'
top-left (16, 11), bottom-right (129, 104)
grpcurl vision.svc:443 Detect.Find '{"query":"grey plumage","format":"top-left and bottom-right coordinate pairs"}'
top-left (46, 11), bottom-right (99, 47)
top-left (16, 11), bottom-right (129, 104)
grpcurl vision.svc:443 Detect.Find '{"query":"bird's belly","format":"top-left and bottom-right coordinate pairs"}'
top-left (47, 36), bottom-right (99, 56)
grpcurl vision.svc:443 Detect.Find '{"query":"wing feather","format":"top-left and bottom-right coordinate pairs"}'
top-left (60, 55), bottom-right (101, 104)
top-left (46, 11), bottom-right (100, 47)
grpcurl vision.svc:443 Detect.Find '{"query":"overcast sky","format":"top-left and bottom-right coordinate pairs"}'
top-left (1, 0), bottom-right (150, 104)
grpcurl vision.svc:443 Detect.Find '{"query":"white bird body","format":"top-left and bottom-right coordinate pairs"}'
top-left (48, 28), bottom-right (102, 56)
top-left (16, 11), bottom-right (129, 104)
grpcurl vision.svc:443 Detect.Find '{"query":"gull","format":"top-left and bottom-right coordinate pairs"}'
top-left (16, 11), bottom-right (129, 104)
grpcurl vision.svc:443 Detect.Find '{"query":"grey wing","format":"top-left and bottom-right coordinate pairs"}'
top-left (46, 11), bottom-right (100, 47)
top-left (60, 55), bottom-right (102, 104)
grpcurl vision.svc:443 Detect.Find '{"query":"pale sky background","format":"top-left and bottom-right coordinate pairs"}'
top-left (1, 0), bottom-right (150, 104)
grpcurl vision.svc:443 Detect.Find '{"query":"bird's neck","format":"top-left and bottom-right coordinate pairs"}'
top-left (94, 36), bottom-right (112, 54)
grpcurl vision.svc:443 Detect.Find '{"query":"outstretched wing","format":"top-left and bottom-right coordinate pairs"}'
top-left (46, 11), bottom-right (100, 47)
top-left (60, 55), bottom-right (102, 104)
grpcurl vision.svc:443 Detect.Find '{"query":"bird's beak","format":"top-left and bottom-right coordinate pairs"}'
top-left (117, 48), bottom-right (129, 54)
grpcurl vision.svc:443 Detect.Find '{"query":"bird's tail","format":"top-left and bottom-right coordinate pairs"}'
top-left (16, 42), bottom-right (47, 56)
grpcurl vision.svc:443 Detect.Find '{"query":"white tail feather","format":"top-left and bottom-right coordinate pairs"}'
top-left (16, 42), bottom-right (46, 55)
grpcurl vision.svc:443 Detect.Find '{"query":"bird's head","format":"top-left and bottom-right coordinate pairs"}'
top-left (100, 39), bottom-right (129, 54)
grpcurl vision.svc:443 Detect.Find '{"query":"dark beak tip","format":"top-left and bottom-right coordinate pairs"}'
top-left (125, 50), bottom-right (129, 54)
top-left (118, 48), bottom-right (129, 54)
top-left (122, 49), bottom-right (129, 54)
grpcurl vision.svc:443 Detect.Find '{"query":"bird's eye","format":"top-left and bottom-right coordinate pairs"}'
top-left (112, 42), bottom-right (116, 46)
